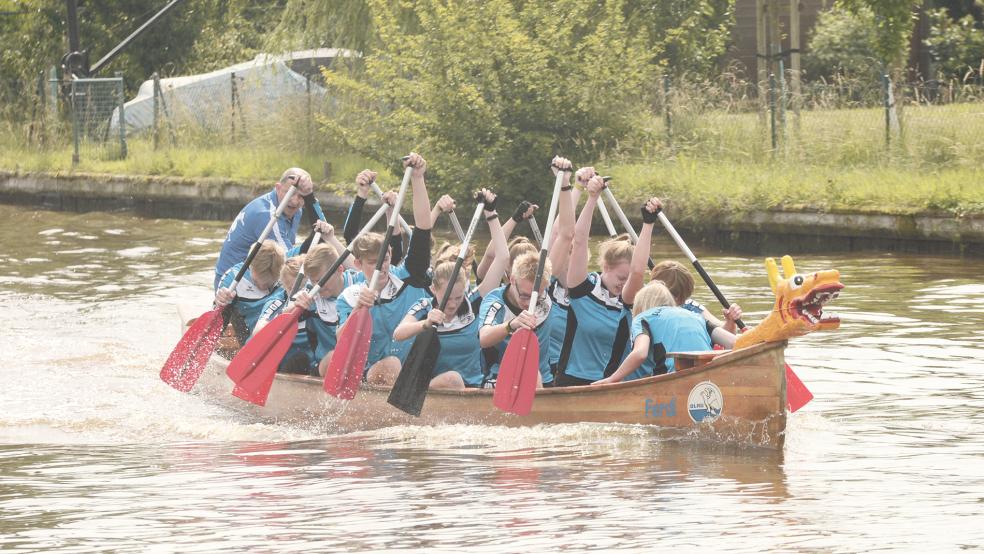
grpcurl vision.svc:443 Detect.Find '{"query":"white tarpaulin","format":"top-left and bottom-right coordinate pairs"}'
top-left (111, 52), bottom-right (333, 134)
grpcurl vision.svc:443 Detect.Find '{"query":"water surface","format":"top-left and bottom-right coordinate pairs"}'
top-left (1, 204), bottom-right (982, 551)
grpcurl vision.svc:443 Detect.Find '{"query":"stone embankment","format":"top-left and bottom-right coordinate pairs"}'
top-left (2, 171), bottom-right (982, 256)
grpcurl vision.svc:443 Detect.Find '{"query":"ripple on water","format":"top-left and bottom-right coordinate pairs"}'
top-left (1, 206), bottom-right (984, 550)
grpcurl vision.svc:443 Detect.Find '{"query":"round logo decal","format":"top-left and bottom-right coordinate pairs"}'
top-left (687, 381), bottom-right (724, 423)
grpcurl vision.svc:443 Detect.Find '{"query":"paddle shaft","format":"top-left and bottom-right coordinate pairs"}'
top-left (597, 196), bottom-right (617, 236)
top-left (227, 183), bottom-right (299, 293)
top-left (437, 202), bottom-right (485, 310)
top-left (371, 181), bottom-right (412, 237)
top-left (288, 228), bottom-right (322, 296)
top-left (448, 210), bottom-right (465, 242)
top-left (528, 169), bottom-right (567, 311)
top-left (528, 216), bottom-right (543, 246)
top-left (656, 210), bottom-right (746, 329)
top-left (367, 166), bottom-right (414, 293)
top-left (307, 204), bottom-right (388, 299)
top-left (602, 185), bottom-right (655, 270)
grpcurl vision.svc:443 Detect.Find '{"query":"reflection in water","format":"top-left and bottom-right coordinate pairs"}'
top-left (0, 205), bottom-right (983, 550)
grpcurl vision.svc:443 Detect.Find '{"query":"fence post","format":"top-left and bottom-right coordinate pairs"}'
top-left (116, 72), bottom-right (127, 159)
top-left (882, 72), bottom-right (891, 149)
top-left (30, 71), bottom-right (46, 146)
top-left (230, 72), bottom-right (236, 142)
top-left (306, 73), bottom-right (313, 151)
top-left (152, 72), bottom-right (160, 150)
top-left (778, 59), bottom-right (787, 152)
top-left (769, 72), bottom-right (778, 155)
top-left (663, 74), bottom-right (672, 150)
top-left (71, 80), bottom-right (80, 165)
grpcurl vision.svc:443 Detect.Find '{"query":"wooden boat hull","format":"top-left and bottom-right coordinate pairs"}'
top-left (191, 339), bottom-right (788, 450)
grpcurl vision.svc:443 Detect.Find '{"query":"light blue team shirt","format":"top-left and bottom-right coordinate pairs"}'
top-left (218, 262), bottom-right (283, 337)
top-left (630, 306), bottom-right (714, 377)
top-left (406, 288), bottom-right (485, 386)
top-left (546, 278), bottom-right (571, 369)
top-left (257, 289), bottom-right (315, 372)
top-left (559, 273), bottom-right (632, 382)
top-left (478, 285), bottom-right (554, 385)
top-left (682, 298), bottom-right (706, 316)
top-left (214, 189), bottom-right (303, 289)
top-left (336, 271), bottom-right (432, 369)
top-left (303, 270), bottom-right (358, 363)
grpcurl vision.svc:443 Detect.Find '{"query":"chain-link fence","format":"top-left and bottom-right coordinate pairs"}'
top-left (651, 70), bottom-right (984, 167)
top-left (71, 76), bottom-right (127, 163)
top-left (2, 65), bottom-right (983, 172)
top-left (124, 64), bottom-right (321, 153)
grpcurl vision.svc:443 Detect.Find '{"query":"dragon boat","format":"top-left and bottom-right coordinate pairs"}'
top-left (180, 256), bottom-right (842, 450)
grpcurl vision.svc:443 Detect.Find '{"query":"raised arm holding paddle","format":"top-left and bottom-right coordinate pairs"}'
top-left (324, 154), bottom-right (432, 400)
top-left (160, 175), bottom-right (302, 392)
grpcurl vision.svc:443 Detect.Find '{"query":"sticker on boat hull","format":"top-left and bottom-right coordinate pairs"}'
top-left (688, 381), bottom-right (723, 423)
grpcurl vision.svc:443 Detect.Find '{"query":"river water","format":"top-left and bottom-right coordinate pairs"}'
top-left (0, 204), bottom-right (982, 551)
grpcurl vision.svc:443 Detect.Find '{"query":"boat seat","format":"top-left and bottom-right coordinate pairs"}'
top-left (668, 350), bottom-right (728, 371)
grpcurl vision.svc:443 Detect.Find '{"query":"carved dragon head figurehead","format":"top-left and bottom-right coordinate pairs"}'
top-left (734, 255), bottom-right (843, 349)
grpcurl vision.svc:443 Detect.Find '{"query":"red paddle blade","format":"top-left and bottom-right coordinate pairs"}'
top-left (785, 363), bottom-right (813, 412)
top-left (226, 311), bottom-right (299, 383)
top-left (160, 308), bottom-right (224, 393)
top-left (226, 312), bottom-right (300, 406)
top-left (493, 329), bottom-right (539, 415)
top-left (323, 307), bottom-right (372, 400)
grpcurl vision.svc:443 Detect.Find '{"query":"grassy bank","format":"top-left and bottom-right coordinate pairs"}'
top-left (1, 134), bottom-right (982, 219)
top-left (608, 158), bottom-right (984, 221)
top-left (0, 137), bottom-right (383, 189)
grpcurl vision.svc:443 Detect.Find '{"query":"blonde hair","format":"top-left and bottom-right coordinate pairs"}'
top-left (281, 255), bottom-right (303, 287)
top-left (508, 237), bottom-right (537, 265)
top-left (511, 252), bottom-right (550, 287)
top-left (432, 259), bottom-right (469, 290)
top-left (598, 233), bottom-right (633, 269)
top-left (632, 281), bottom-right (676, 315)
top-left (252, 240), bottom-right (285, 285)
top-left (304, 243), bottom-right (340, 278)
top-left (649, 260), bottom-right (694, 306)
top-left (352, 232), bottom-right (385, 261)
top-left (434, 241), bottom-right (475, 268)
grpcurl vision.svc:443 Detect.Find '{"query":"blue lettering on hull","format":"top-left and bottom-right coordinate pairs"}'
top-left (644, 398), bottom-right (677, 418)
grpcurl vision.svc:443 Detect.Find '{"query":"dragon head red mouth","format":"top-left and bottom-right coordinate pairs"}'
top-left (789, 281), bottom-right (843, 329)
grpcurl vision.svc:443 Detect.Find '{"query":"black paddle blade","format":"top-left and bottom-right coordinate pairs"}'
top-left (387, 329), bottom-right (440, 416)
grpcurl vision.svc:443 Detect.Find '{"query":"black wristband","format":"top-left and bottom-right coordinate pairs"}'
top-left (641, 205), bottom-right (659, 224)
top-left (485, 213), bottom-right (499, 221)
top-left (561, 185), bottom-right (572, 192)
top-left (512, 201), bottom-right (531, 223)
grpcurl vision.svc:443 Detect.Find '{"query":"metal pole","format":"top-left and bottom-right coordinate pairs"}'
top-left (117, 72), bottom-right (127, 159)
top-left (769, 72), bottom-right (777, 154)
top-left (152, 72), bottom-right (159, 150)
top-left (71, 80), bottom-right (80, 165)
top-left (88, 0), bottom-right (187, 76)
top-left (306, 73), bottom-right (312, 151)
top-left (230, 72), bottom-right (236, 141)
top-left (882, 72), bottom-right (891, 149)
top-left (663, 74), bottom-right (672, 150)
top-left (779, 58), bottom-right (787, 151)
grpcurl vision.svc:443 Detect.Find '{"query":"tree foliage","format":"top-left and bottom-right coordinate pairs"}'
top-left (306, 0), bottom-right (734, 200)
top-left (0, 0), bottom-right (283, 91)
top-left (835, 0), bottom-right (921, 69)
top-left (805, 6), bottom-right (883, 79)
top-left (924, 6), bottom-right (984, 80)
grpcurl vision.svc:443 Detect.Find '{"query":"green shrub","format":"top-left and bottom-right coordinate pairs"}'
top-left (924, 8), bottom-right (984, 81)
top-left (804, 6), bottom-right (882, 81)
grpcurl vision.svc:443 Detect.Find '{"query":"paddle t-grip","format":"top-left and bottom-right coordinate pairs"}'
top-left (657, 210), bottom-right (746, 330)
top-left (371, 181), bottom-right (412, 237)
top-left (601, 183), bottom-right (654, 270)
